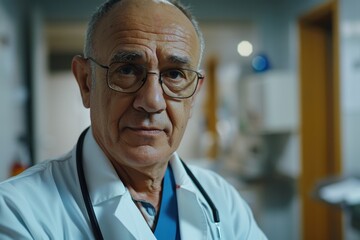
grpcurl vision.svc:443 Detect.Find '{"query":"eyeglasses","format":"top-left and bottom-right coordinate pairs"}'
top-left (86, 57), bottom-right (204, 99)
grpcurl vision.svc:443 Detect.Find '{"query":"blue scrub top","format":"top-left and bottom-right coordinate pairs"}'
top-left (154, 165), bottom-right (180, 240)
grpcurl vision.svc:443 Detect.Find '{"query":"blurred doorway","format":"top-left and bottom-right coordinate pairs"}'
top-left (34, 22), bottom-right (90, 163)
top-left (299, 1), bottom-right (342, 240)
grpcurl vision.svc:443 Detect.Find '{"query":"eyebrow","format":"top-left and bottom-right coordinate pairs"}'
top-left (167, 55), bottom-right (191, 66)
top-left (110, 51), bottom-right (143, 63)
top-left (110, 51), bottom-right (192, 67)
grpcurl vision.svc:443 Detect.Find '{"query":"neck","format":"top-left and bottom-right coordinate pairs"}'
top-left (111, 161), bottom-right (168, 210)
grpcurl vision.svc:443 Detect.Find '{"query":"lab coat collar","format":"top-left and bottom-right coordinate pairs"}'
top-left (114, 191), bottom-right (156, 240)
top-left (170, 153), bottom-right (197, 192)
top-left (81, 130), bottom-right (209, 239)
top-left (170, 154), bottom-right (209, 240)
top-left (82, 128), bottom-right (126, 205)
top-left (82, 129), bottom-right (155, 239)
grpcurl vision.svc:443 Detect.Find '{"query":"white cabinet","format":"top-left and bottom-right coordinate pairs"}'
top-left (244, 71), bottom-right (298, 133)
top-left (240, 70), bottom-right (300, 179)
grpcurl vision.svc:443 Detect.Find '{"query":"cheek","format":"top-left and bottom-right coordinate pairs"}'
top-left (106, 95), bottom-right (134, 129)
top-left (168, 100), bottom-right (192, 134)
top-left (91, 85), bottom-right (111, 118)
top-left (90, 85), bottom-right (130, 132)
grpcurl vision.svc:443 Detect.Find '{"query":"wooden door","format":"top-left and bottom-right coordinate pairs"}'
top-left (299, 1), bottom-right (342, 239)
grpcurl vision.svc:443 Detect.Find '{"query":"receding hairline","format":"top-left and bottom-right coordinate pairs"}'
top-left (84, 0), bottom-right (205, 66)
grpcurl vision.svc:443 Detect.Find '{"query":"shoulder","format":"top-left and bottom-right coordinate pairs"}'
top-left (187, 165), bottom-right (237, 195)
top-left (0, 151), bottom-right (74, 193)
top-left (186, 165), bottom-right (243, 214)
top-left (0, 151), bottom-right (77, 238)
top-left (0, 151), bottom-right (76, 215)
top-left (187, 165), bottom-right (268, 239)
top-left (0, 151), bottom-right (75, 207)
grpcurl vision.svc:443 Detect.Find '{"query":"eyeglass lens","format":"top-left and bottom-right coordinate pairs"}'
top-left (107, 62), bottom-right (199, 98)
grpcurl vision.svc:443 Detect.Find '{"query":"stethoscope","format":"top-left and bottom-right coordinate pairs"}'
top-left (76, 128), bottom-right (221, 240)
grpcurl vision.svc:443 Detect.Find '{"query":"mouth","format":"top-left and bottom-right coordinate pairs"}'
top-left (126, 127), bottom-right (165, 136)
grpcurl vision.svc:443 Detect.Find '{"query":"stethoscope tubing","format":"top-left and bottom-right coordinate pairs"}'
top-left (76, 128), bottom-right (104, 240)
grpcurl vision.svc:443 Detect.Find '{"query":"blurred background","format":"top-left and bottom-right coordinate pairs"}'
top-left (1, 0), bottom-right (360, 239)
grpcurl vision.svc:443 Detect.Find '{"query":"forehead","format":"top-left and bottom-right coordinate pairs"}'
top-left (92, 0), bottom-right (200, 66)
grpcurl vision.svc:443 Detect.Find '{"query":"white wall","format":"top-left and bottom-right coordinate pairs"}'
top-left (32, 21), bottom-right (90, 162)
top-left (339, 0), bottom-right (360, 238)
top-left (0, 1), bottom-right (26, 181)
top-left (38, 72), bottom-right (90, 161)
top-left (340, 0), bottom-right (360, 175)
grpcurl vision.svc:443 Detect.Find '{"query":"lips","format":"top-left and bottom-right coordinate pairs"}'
top-left (128, 125), bottom-right (163, 131)
top-left (125, 126), bottom-right (165, 136)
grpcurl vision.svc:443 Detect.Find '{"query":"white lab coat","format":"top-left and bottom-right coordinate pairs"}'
top-left (0, 129), bottom-right (267, 239)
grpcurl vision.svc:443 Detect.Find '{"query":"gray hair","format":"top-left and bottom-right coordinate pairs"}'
top-left (84, 0), bottom-right (205, 67)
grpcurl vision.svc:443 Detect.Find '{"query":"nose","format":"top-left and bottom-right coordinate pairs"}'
top-left (133, 72), bottom-right (166, 113)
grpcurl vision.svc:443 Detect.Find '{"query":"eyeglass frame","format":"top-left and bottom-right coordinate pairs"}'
top-left (85, 56), bottom-right (204, 99)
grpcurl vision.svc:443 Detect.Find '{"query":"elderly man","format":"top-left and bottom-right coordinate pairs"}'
top-left (0, 0), bottom-right (267, 239)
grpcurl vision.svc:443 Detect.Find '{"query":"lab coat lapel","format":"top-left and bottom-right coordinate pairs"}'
top-left (82, 129), bottom-right (156, 240)
top-left (113, 191), bottom-right (156, 240)
top-left (177, 188), bottom-right (208, 240)
top-left (170, 155), bottom-right (208, 240)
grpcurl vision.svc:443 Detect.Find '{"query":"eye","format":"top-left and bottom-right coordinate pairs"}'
top-left (163, 69), bottom-right (186, 80)
top-left (110, 63), bottom-right (145, 81)
top-left (115, 64), bottom-right (139, 76)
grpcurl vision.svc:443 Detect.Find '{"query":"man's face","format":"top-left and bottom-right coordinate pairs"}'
top-left (75, 0), bottom-right (203, 170)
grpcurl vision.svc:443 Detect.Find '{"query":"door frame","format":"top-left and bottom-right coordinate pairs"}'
top-left (299, 1), bottom-right (342, 239)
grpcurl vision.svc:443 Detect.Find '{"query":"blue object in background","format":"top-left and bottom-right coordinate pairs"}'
top-left (252, 54), bottom-right (270, 72)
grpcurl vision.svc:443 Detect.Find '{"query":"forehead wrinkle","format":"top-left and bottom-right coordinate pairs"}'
top-left (97, 10), bottom-right (199, 65)
top-left (107, 26), bottom-right (193, 45)
top-left (106, 31), bottom-right (195, 64)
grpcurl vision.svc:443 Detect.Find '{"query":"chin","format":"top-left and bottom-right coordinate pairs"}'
top-left (118, 146), bottom-right (171, 168)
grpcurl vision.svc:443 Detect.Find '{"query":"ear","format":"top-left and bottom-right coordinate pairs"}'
top-left (72, 55), bottom-right (92, 108)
